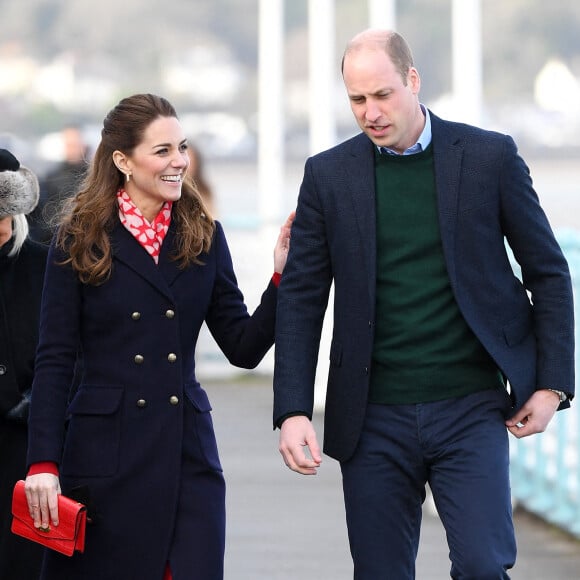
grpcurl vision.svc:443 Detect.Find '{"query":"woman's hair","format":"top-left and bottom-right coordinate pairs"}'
top-left (56, 93), bottom-right (215, 285)
top-left (186, 142), bottom-right (214, 210)
top-left (8, 214), bottom-right (29, 257)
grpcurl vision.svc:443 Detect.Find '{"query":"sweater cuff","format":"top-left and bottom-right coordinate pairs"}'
top-left (272, 272), bottom-right (282, 287)
top-left (27, 462), bottom-right (59, 477)
top-left (275, 411), bottom-right (310, 429)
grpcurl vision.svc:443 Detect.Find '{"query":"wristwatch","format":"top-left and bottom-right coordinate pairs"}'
top-left (547, 388), bottom-right (568, 403)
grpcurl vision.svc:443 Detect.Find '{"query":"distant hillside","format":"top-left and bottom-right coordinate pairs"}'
top-left (2, 0), bottom-right (579, 102)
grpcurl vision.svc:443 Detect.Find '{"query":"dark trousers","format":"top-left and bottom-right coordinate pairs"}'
top-left (340, 389), bottom-right (516, 580)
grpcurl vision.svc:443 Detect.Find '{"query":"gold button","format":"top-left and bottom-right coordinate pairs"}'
top-left (136, 399), bottom-right (147, 408)
top-left (165, 309), bottom-right (175, 319)
top-left (131, 312), bottom-right (141, 320)
top-left (134, 354), bottom-right (144, 364)
top-left (169, 395), bottom-right (179, 405)
top-left (167, 353), bottom-right (177, 363)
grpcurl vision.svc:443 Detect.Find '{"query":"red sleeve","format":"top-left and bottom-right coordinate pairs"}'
top-left (27, 462), bottom-right (59, 477)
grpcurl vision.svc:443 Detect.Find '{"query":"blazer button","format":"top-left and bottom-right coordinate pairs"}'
top-left (167, 353), bottom-right (177, 363)
top-left (134, 354), bottom-right (144, 364)
top-left (131, 312), bottom-right (141, 320)
top-left (169, 395), bottom-right (179, 405)
top-left (136, 399), bottom-right (147, 408)
top-left (165, 309), bottom-right (175, 319)
top-left (0, 365), bottom-right (6, 375)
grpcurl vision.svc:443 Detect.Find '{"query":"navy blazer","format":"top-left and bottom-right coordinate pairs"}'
top-left (27, 219), bottom-right (276, 578)
top-left (274, 112), bottom-right (574, 463)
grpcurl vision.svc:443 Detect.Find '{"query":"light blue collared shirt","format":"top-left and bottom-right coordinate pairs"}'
top-left (378, 104), bottom-right (432, 156)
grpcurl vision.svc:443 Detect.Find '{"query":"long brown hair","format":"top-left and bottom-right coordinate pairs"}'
top-left (56, 94), bottom-right (215, 285)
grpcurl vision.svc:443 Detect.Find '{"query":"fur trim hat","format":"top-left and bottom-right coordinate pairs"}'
top-left (0, 148), bottom-right (40, 218)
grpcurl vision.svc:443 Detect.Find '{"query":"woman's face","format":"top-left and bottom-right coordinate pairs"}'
top-left (116, 116), bottom-right (189, 222)
top-left (0, 216), bottom-right (13, 247)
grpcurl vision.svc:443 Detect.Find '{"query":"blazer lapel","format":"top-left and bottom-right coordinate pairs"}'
top-left (430, 113), bottom-right (463, 285)
top-left (342, 133), bottom-right (377, 301)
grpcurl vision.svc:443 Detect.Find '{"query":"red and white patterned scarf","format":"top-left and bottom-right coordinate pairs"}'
top-left (117, 188), bottom-right (172, 264)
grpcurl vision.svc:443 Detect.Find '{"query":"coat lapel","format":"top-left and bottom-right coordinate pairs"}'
top-left (156, 223), bottom-right (185, 287)
top-left (111, 221), bottom-right (179, 302)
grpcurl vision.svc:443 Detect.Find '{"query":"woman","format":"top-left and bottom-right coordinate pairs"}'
top-left (0, 148), bottom-right (47, 579)
top-left (24, 94), bottom-right (293, 579)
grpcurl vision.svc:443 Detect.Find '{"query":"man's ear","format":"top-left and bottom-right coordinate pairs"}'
top-left (408, 67), bottom-right (421, 95)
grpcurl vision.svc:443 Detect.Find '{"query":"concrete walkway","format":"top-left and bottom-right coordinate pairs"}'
top-left (207, 374), bottom-right (580, 579)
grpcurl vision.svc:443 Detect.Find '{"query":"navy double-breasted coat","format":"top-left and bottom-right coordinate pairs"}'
top-left (27, 219), bottom-right (277, 578)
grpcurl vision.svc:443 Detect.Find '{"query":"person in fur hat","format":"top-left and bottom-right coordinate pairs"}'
top-left (0, 148), bottom-right (47, 579)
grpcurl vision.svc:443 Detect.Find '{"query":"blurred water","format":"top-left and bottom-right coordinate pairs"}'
top-left (525, 158), bottom-right (580, 231)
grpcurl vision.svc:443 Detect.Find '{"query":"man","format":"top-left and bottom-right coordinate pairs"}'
top-left (273, 29), bottom-right (574, 579)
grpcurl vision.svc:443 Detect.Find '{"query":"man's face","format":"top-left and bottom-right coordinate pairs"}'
top-left (343, 48), bottom-right (423, 153)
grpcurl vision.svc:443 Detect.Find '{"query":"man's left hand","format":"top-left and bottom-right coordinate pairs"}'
top-left (505, 389), bottom-right (561, 438)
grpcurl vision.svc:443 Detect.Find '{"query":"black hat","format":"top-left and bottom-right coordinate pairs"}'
top-left (0, 149), bottom-right (40, 218)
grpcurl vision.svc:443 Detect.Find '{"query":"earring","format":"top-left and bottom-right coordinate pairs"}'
top-left (125, 173), bottom-right (131, 183)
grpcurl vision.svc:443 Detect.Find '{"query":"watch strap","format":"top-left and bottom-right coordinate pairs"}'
top-left (547, 388), bottom-right (567, 402)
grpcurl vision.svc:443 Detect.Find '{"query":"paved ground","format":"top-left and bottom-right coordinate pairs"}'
top-left (205, 374), bottom-right (580, 580)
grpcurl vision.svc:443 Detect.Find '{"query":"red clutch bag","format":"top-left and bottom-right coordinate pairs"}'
top-left (11, 480), bottom-right (87, 557)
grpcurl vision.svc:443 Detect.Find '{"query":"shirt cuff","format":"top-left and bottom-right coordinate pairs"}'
top-left (27, 462), bottom-right (59, 477)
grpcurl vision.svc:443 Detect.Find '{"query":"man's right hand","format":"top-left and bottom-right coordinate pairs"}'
top-left (278, 415), bottom-right (322, 475)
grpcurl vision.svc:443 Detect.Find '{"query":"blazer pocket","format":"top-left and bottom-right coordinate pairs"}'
top-left (61, 386), bottom-right (124, 478)
top-left (502, 316), bottom-right (532, 347)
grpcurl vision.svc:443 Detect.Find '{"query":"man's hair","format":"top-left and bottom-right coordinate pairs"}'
top-left (342, 29), bottom-right (415, 85)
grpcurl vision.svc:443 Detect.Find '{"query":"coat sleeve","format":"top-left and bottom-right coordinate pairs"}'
top-left (27, 242), bottom-right (81, 466)
top-left (204, 222), bottom-right (277, 369)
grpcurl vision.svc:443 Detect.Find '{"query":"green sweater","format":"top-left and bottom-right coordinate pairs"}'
top-left (369, 145), bottom-right (503, 404)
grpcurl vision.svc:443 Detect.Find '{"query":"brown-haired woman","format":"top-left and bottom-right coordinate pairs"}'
top-left (24, 93), bottom-right (293, 580)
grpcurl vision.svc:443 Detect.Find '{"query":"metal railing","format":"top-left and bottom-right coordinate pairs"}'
top-left (510, 229), bottom-right (580, 538)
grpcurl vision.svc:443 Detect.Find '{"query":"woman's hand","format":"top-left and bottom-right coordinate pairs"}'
top-left (273, 211), bottom-right (295, 274)
top-left (25, 473), bottom-right (61, 529)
